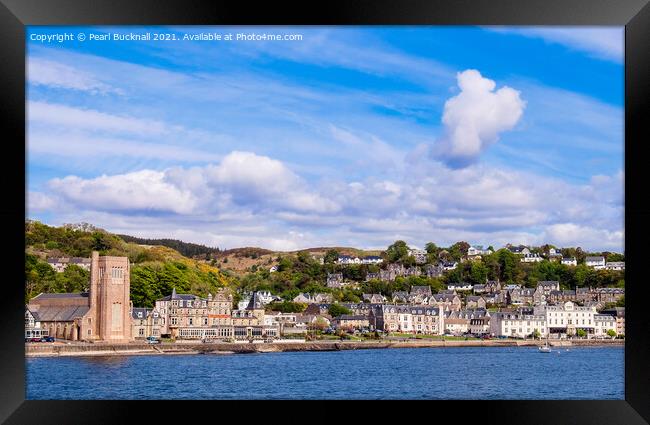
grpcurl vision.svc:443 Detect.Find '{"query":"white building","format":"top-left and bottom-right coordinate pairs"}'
top-left (593, 314), bottom-right (617, 337)
top-left (521, 253), bottom-right (543, 263)
top-left (585, 256), bottom-right (606, 269)
top-left (467, 245), bottom-right (493, 257)
top-left (561, 257), bottom-right (577, 266)
top-left (361, 256), bottom-right (383, 265)
top-left (541, 301), bottom-right (600, 337)
top-left (490, 311), bottom-right (547, 338)
top-left (46, 257), bottom-right (92, 273)
top-left (337, 255), bottom-right (361, 265)
top-left (447, 283), bottom-right (473, 291)
top-left (604, 261), bottom-right (625, 271)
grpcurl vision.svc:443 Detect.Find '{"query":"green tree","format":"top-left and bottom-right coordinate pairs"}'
top-left (606, 329), bottom-right (617, 338)
top-left (324, 249), bottom-right (340, 264)
top-left (328, 304), bottom-right (352, 317)
top-left (385, 240), bottom-right (410, 263)
top-left (268, 301), bottom-right (307, 313)
top-left (576, 329), bottom-right (587, 338)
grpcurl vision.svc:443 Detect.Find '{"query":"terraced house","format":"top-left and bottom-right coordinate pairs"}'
top-left (155, 288), bottom-right (236, 340)
top-left (371, 305), bottom-right (444, 334)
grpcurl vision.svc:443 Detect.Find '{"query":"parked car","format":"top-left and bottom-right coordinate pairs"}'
top-left (146, 336), bottom-right (160, 344)
top-left (40, 336), bottom-right (55, 342)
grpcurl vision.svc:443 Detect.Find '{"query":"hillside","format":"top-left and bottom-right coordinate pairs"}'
top-left (25, 221), bottom-right (231, 307)
top-left (116, 234), bottom-right (221, 259)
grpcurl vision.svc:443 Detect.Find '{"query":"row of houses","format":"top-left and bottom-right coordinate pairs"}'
top-left (303, 301), bottom-right (623, 339)
top-left (336, 255), bottom-right (383, 265)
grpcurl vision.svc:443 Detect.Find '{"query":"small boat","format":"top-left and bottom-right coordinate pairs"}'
top-left (539, 335), bottom-right (552, 353)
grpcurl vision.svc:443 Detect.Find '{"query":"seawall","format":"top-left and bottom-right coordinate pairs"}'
top-left (25, 338), bottom-right (623, 357)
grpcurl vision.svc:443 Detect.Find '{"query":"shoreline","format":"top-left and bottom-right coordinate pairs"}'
top-left (25, 339), bottom-right (624, 358)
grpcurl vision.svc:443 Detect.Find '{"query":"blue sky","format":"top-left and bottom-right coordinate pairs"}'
top-left (26, 26), bottom-right (624, 252)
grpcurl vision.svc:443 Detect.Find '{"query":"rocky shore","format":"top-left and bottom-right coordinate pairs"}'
top-left (25, 338), bottom-right (623, 358)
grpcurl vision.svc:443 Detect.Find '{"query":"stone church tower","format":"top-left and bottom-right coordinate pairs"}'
top-left (83, 251), bottom-right (132, 342)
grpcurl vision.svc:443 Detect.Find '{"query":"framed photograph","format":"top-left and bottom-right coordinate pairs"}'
top-left (2, 0), bottom-right (649, 423)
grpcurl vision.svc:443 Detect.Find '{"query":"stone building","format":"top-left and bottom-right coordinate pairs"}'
top-left (155, 288), bottom-right (234, 340)
top-left (371, 304), bottom-right (444, 334)
top-left (26, 251), bottom-right (132, 342)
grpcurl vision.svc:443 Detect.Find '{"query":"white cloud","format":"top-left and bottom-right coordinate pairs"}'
top-left (432, 70), bottom-right (526, 168)
top-left (28, 57), bottom-right (123, 94)
top-left (26, 191), bottom-right (58, 213)
top-left (486, 27), bottom-right (623, 63)
top-left (45, 151), bottom-right (339, 217)
top-left (543, 223), bottom-right (623, 251)
top-left (48, 170), bottom-right (199, 215)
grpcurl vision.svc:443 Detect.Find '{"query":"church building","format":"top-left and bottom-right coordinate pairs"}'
top-left (25, 251), bottom-right (133, 342)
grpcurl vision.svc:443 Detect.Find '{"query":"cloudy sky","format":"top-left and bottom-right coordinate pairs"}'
top-left (26, 26), bottom-right (624, 252)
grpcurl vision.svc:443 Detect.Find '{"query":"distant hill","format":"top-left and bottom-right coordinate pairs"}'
top-left (116, 234), bottom-right (221, 259)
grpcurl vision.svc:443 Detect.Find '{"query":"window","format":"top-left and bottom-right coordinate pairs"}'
top-left (87, 329), bottom-right (91, 335)
top-left (139, 328), bottom-right (145, 336)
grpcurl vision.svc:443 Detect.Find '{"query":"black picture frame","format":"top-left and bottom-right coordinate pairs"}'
top-left (1, 0), bottom-right (648, 423)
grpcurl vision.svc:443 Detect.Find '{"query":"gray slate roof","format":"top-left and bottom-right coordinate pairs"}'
top-left (28, 305), bottom-right (90, 322)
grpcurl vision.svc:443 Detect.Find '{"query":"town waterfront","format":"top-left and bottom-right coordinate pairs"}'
top-left (26, 346), bottom-right (623, 399)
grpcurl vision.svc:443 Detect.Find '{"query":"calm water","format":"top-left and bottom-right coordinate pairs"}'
top-left (26, 346), bottom-right (624, 399)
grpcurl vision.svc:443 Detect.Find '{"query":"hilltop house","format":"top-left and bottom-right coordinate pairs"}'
top-left (46, 257), bottom-right (92, 272)
top-left (561, 257), bottom-right (577, 266)
top-left (605, 261), bottom-right (625, 271)
top-left (467, 245), bottom-right (493, 257)
top-left (408, 248), bottom-right (428, 264)
top-left (585, 256), bottom-right (606, 269)
top-left (521, 253), bottom-right (543, 263)
top-left (447, 282), bottom-right (473, 292)
top-left (508, 245), bottom-right (531, 256)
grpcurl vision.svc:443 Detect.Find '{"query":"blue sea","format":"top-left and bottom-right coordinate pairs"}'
top-left (26, 346), bottom-right (624, 399)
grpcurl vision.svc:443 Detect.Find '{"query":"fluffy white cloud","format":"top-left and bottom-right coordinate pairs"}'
top-left (543, 223), bottom-right (623, 251)
top-left (432, 70), bottom-right (525, 168)
top-left (45, 151), bottom-right (338, 217)
top-left (27, 191), bottom-right (58, 213)
top-left (48, 170), bottom-right (199, 215)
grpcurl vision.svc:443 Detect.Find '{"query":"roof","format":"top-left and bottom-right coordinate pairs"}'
top-left (586, 256), bottom-right (605, 261)
top-left (338, 315), bottom-right (369, 321)
top-left (246, 292), bottom-right (265, 310)
top-left (410, 285), bottom-right (432, 294)
top-left (32, 292), bottom-right (89, 300)
top-left (131, 307), bottom-right (151, 319)
top-left (27, 304), bottom-right (90, 322)
top-left (601, 307), bottom-right (625, 318)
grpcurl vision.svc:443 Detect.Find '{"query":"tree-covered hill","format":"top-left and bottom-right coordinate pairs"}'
top-left (25, 221), bottom-right (231, 307)
top-left (116, 234), bottom-right (221, 259)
